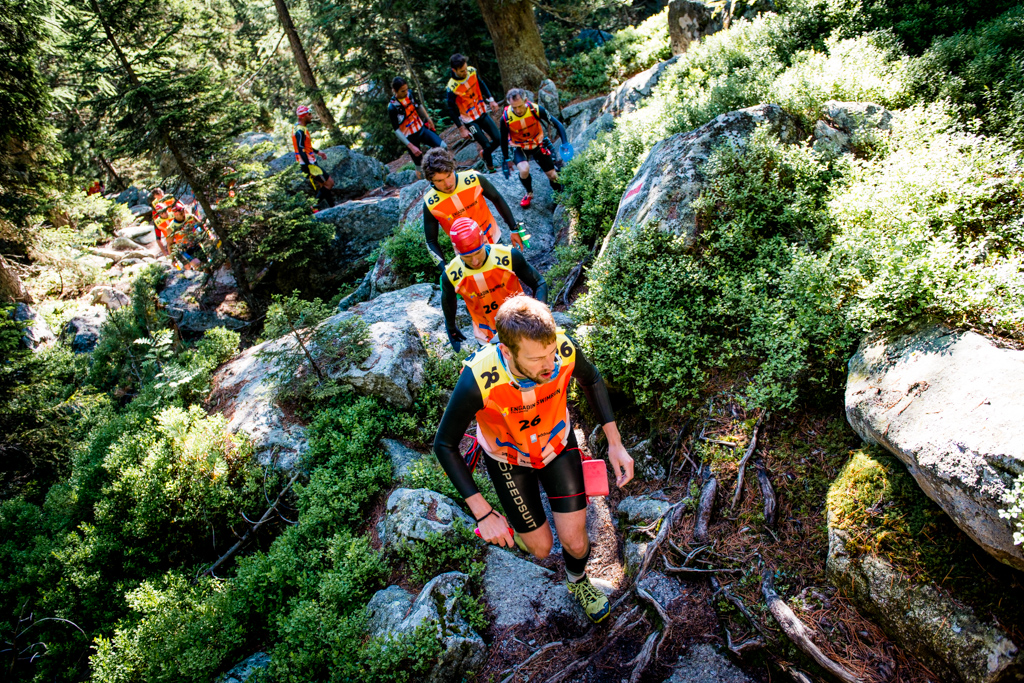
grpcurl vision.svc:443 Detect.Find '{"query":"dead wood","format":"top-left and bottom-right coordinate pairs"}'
top-left (557, 260), bottom-right (585, 307)
top-left (755, 459), bottom-right (777, 528)
top-left (542, 607), bottom-right (641, 683)
top-left (627, 630), bottom-right (660, 683)
top-left (198, 472), bottom-right (300, 580)
top-left (725, 628), bottom-right (764, 656)
top-left (638, 500), bottom-right (687, 579)
top-left (663, 557), bottom-right (740, 575)
top-left (500, 641), bottom-right (562, 683)
top-left (729, 415), bottom-right (763, 514)
top-left (710, 576), bottom-right (765, 636)
top-left (694, 469), bottom-right (717, 543)
top-left (762, 571), bottom-right (862, 683)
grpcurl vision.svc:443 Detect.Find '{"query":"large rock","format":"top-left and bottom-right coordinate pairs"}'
top-left (846, 325), bottom-right (1024, 570)
top-left (267, 152), bottom-right (293, 175)
top-left (110, 235), bottom-right (146, 251)
top-left (314, 195), bottom-right (400, 275)
top-left (90, 285), bottom-right (130, 310)
top-left (365, 573), bottom-right (486, 683)
top-left (537, 79), bottom-right (560, 118)
top-left (397, 179), bottom-right (430, 223)
top-left (90, 247), bottom-right (125, 262)
top-left (607, 104), bottom-right (797, 252)
top-left (482, 547), bottom-right (591, 632)
top-left (14, 303), bottom-right (55, 352)
top-left (128, 204), bottom-right (151, 217)
top-left (158, 270), bottom-right (246, 335)
top-left (377, 488), bottom-right (474, 548)
top-left (62, 306), bottom-right (108, 353)
top-left (828, 525), bottom-right (1022, 683)
top-left (602, 56), bottom-right (680, 117)
top-left (572, 113), bottom-right (615, 155)
top-left (274, 145), bottom-right (389, 201)
top-left (617, 494), bottom-right (671, 526)
top-left (386, 169), bottom-right (418, 188)
top-left (638, 571), bottom-right (687, 612)
top-left (383, 438), bottom-right (431, 480)
top-left (562, 96), bottom-right (607, 143)
top-left (115, 224), bottom-right (155, 245)
top-left (217, 653), bottom-right (271, 683)
top-left (114, 186), bottom-right (141, 206)
top-left (235, 132), bottom-right (278, 162)
top-left (478, 168), bottom-right (560, 271)
top-left (366, 585), bottom-right (415, 638)
top-left (663, 643), bottom-right (752, 683)
top-left (813, 100), bottom-right (893, 155)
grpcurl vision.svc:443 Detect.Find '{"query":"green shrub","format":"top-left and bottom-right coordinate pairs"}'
top-left (374, 218), bottom-right (453, 287)
top-left (394, 521), bottom-right (484, 586)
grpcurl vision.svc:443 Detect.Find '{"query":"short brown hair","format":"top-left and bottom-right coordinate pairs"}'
top-left (495, 295), bottom-right (557, 355)
top-left (422, 147), bottom-right (455, 181)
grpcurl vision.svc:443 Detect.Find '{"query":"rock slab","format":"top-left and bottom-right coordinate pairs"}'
top-left (378, 488), bottom-right (474, 548)
top-left (482, 547), bottom-right (591, 633)
top-left (62, 306), bottom-right (108, 353)
top-left (663, 643), bottom-right (752, 683)
top-left (846, 325), bottom-right (1024, 570)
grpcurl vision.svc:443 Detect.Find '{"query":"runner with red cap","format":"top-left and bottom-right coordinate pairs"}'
top-left (292, 105), bottom-right (336, 207)
top-left (441, 216), bottom-right (547, 351)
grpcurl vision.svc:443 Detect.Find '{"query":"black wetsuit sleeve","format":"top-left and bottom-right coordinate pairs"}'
top-left (447, 90), bottom-right (462, 127)
top-left (511, 249), bottom-right (547, 303)
top-left (500, 115), bottom-right (510, 162)
top-left (478, 175), bottom-right (517, 231)
top-left (441, 272), bottom-right (458, 332)
top-left (423, 203), bottom-right (446, 267)
top-left (388, 102), bottom-right (402, 131)
top-left (537, 105), bottom-right (568, 145)
top-left (295, 129), bottom-right (315, 165)
top-left (433, 368), bottom-right (485, 499)
top-left (570, 337), bottom-right (615, 426)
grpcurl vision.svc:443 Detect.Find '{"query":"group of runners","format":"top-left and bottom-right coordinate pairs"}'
top-left (149, 188), bottom-right (219, 271)
top-left (289, 57), bottom-right (631, 625)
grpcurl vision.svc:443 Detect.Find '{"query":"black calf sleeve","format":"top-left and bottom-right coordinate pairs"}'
top-left (520, 174), bottom-right (533, 194)
top-left (563, 542), bottom-right (591, 575)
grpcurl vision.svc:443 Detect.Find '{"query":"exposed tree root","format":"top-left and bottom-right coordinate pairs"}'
top-left (694, 468), bottom-right (717, 543)
top-left (755, 458), bottom-right (777, 528)
top-left (710, 575), bottom-right (765, 637)
top-left (638, 500), bottom-right (687, 579)
top-left (627, 630), bottom-right (660, 683)
top-left (500, 641), bottom-right (562, 683)
top-left (762, 570), bottom-right (862, 683)
top-left (541, 606), bottom-right (642, 683)
top-left (729, 414), bottom-right (764, 515)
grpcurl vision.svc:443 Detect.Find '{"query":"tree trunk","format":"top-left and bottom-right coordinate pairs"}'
top-left (273, 0), bottom-right (340, 140)
top-left (0, 255), bottom-right (33, 304)
top-left (475, 0), bottom-right (549, 92)
top-left (88, 0), bottom-right (256, 307)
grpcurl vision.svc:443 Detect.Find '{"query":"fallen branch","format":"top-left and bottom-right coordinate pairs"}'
top-left (700, 437), bottom-right (738, 448)
top-left (500, 641), bottom-right (562, 683)
top-left (754, 459), bottom-right (777, 528)
top-left (627, 630), bottom-right (660, 683)
top-left (198, 472), bottom-right (300, 580)
top-left (638, 500), bottom-right (687, 580)
top-left (762, 571), bottom-right (862, 683)
top-left (729, 415), bottom-right (763, 515)
top-left (693, 469), bottom-right (717, 543)
top-left (663, 557), bottom-right (740, 575)
top-left (636, 585), bottom-right (672, 630)
top-left (725, 628), bottom-right (764, 656)
top-left (710, 576), bottom-right (765, 636)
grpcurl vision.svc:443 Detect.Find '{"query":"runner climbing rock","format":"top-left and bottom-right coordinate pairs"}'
top-left (446, 54), bottom-right (501, 173)
top-left (441, 217), bottom-right (547, 350)
top-left (389, 77), bottom-right (446, 177)
top-left (167, 202), bottom-right (204, 270)
top-left (433, 296), bottom-right (635, 623)
top-left (421, 147), bottom-right (525, 269)
top-left (292, 105), bottom-right (336, 208)
top-left (500, 88), bottom-right (568, 208)
top-left (151, 188), bottom-right (176, 257)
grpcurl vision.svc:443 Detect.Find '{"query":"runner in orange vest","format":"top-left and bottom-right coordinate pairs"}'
top-left (420, 147), bottom-right (525, 269)
top-left (446, 54), bottom-right (501, 174)
top-left (433, 295), bottom-right (634, 623)
top-left (292, 105), bottom-right (336, 208)
top-left (500, 88), bottom-right (568, 208)
top-left (150, 188), bottom-right (176, 257)
top-left (441, 217), bottom-right (547, 351)
top-left (389, 77), bottom-right (445, 178)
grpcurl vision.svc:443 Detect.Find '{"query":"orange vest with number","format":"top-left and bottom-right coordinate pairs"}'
top-left (464, 332), bottom-right (576, 468)
top-left (292, 124), bottom-right (315, 163)
top-left (447, 67), bottom-right (487, 123)
top-left (423, 171), bottom-right (501, 243)
top-left (445, 244), bottom-right (524, 343)
top-left (504, 102), bottom-right (544, 150)
top-left (392, 96), bottom-right (424, 136)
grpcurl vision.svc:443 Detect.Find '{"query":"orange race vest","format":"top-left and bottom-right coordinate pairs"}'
top-left (392, 96), bottom-right (423, 136)
top-left (447, 67), bottom-right (487, 123)
top-left (423, 171), bottom-right (501, 243)
top-left (504, 102), bottom-right (544, 150)
top-left (445, 244), bottom-right (524, 343)
top-left (292, 124), bottom-right (315, 163)
top-left (465, 331), bottom-right (577, 469)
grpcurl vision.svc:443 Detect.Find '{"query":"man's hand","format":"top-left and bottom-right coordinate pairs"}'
top-left (426, 120), bottom-right (437, 132)
top-left (407, 143), bottom-right (422, 157)
top-left (447, 327), bottom-right (467, 352)
top-left (488, 99), bottom-right (500, 115)
top-left (511, 231), bottom-right (525, 251)
top-left (459, 126), bottom-right (471, 140)
top-left (478, 510), bottom-right (514, 548)
top-left (317, 151), bottom-right (327, 160)
top-left (607, 442), bottom-right (634, 488)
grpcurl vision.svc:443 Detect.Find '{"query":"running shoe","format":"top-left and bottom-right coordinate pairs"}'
top-left (566, 575), bottom-right (610, 624)
top-left (520, 194), bottom-right (532, 208)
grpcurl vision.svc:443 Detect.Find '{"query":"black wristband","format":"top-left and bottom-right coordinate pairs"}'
top-left (474, 509), bottom-right (497, 524)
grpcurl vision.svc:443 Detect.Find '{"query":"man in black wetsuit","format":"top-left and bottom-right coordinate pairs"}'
top-left (446, 53), bottom-right (501, 173)
top-left (441, 216), bottom-right (547, 350)
top-left (388, 77), bottom-right (445, 177)
top-left (500, 88), bottom-right (568, 208)
top-left (420, 147), bottom-right (524, 271)
top-left (433, 296), bottom-right (635, 623)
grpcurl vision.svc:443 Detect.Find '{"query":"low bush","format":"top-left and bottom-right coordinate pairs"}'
top-left (373, 218), bottom-right (453, 287)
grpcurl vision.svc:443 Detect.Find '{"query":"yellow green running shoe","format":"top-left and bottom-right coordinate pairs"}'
top-left (566, 575), bottom-right (610, 624)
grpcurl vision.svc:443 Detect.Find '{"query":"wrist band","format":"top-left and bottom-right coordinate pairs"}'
top-left (474, 509), bottom-right (497, 523)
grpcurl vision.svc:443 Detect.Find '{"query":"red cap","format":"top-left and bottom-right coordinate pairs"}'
top-left (450, 217), bottom-right (484, 256)
top-left (172, 201), bottom-right (186, 213)
top-left (296, 105), bottom-right (311, 118)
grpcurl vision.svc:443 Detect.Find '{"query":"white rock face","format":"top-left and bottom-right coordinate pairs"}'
top-left (481, 547), bottom-right (592, 633)
top-left (90, 286), bottom-right (130, 310)
top-left (601, 56), bottom-right (680, 117)
top-left (846, 325), bottom-right (1024, 570)
top-left (377, 488), bottom-right (474, 548)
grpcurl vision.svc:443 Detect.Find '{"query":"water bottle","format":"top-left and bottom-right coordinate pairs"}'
top-left (559, 143), bottom-right (574, 164)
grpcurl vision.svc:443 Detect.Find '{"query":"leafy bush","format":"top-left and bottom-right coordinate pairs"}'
top-left (374, 218), bottom-right (453, 287)
top-left (395, 521), bottom-right (484, 585)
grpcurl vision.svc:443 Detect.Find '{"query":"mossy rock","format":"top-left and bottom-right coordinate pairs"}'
top-left (826, 448), bottom-right (1024, 683)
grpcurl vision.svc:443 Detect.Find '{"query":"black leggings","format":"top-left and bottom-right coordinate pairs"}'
top-left (466, 114), bottom-right (501, 169)
top-left (484, 429), bottom-right (586, 534)
top-left (409, 128), bottom-right (444, 166)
